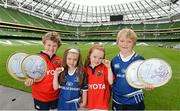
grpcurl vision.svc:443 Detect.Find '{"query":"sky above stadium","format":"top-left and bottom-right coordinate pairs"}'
top-left (67, 0), bottom-right (139, 6)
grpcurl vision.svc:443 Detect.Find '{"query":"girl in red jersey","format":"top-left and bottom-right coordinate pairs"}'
top-left (84, 44), bottom-right (113, 110)
top-left (24, 32), bottom-right (62, 110)
top-left (53, 48), bottom-right (88, 110)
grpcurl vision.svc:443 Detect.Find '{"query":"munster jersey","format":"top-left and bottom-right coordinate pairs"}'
top-left (58, 69), bottom-right (88, 110)
top-left (111, 53), bottom-right (144, 105)
top-left (32, 51), bottom-right (62, 102)
top-left (85, 64), bottom-right (111, 110)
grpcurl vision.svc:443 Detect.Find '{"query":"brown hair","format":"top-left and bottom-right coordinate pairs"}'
top-left (84, 44), bottom-right (105, 67)
top-left (42, 32), bottom-right (62, 48)
top-left (59, 48), bottom-right (84, 86)
top-left (116, 28), bottom-right (137, 46)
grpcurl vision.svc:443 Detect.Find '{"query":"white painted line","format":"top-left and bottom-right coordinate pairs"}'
top-left (16, 40), bottom-right (31, 45)
top-left (0, 40), bottom-right (12, 45)
top-left (29, 40), bottom-right (42, 44)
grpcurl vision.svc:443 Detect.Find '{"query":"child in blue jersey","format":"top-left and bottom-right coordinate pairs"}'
top-left (53, 48), bottom-right (88, 110)
top-left (111, 28), bottom-right (154, 110)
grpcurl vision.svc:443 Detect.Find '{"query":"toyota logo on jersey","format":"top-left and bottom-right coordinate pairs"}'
top-left (88, 84), bottom-right (106, 90)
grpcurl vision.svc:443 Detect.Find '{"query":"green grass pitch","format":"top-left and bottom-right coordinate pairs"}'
top-left (0, 42), bottom-right (180, 110)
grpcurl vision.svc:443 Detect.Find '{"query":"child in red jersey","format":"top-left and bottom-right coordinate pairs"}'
top-left (53, 48), bottom-right (88, 110)
top-left (24, 32), bottom-right (62, 110)
top-left (84, 44), bottom-right (113, 110)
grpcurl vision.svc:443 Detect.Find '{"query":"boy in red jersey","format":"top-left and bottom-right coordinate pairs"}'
top-left (24, 32), bottom-right (62, 110)
top-left (84, 44), bottom-right (113, 110)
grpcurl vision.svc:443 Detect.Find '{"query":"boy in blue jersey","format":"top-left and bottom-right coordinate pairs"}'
top-left (111, 28), bottom-right (153, 110)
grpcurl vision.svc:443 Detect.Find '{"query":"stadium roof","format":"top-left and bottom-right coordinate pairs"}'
top-left (0, 0), bottom-right (180, 26)
top-left (66, 0), bottom-right (139, 6)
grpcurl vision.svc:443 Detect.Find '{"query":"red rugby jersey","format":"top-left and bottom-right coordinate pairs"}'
top-left (32, 52), bottom-right (62, 102)
top-left (85, 64), bottom-right (111, 110)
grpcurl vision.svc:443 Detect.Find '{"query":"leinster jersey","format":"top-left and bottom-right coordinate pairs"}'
top-left (111, 53), bottom-right (144, 105)
top-left (58, 69), bottom-right (87, 110)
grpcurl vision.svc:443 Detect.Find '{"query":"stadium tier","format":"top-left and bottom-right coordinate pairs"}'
top-left (0, 6), bottom-right (180, 41)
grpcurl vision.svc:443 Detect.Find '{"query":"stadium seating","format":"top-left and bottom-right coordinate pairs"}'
top-left (0, 6), bottom-right (180, 41)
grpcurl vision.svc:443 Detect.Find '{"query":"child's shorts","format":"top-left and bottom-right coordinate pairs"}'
top-left (34, 98), bottom-right (58, 110)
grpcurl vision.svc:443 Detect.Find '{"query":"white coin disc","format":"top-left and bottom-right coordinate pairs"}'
top-left (6, 52), bottom-right (29, 81)
top-left (126, 60), bottom-right (145, 88)
top-left (21, 55), bottom-right (47, 82)
top-left (138, 58), bottom-right (172, 87)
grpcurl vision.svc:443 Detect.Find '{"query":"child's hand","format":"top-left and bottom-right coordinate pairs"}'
top-left (24, 78), bottom-right (34, 86)
top-left (143, 83), bottom-right (155, 91)
top-left (54, 67), bottom-right (64, 77)
top-left (102, 59), bottom-right (111, 67)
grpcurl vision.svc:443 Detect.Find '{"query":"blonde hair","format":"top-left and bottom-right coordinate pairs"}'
top-left (84, 44), bottom-right (105, 67)
top-left (116, 28), bottom-right (137, 46)
top-left (42, 32), bottom-right (62, 47)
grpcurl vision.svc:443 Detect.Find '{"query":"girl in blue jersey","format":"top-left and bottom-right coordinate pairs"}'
top-left (53, 48), bottom-right (88, 110)
top-left (111, 28), bottom-right (154, 110)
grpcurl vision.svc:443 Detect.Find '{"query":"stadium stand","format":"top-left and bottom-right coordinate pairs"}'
top-left (0, 0), bottom-right (180, 41)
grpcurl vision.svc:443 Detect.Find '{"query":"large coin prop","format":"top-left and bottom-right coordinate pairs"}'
top-left (137, 58), bottom-right (172, 87)
top-left (21, 55), bottom-right (47, 82)
top-left (6, 52), bottom-right (29, 81)
top-left (126, 60), bottom-right (145, 88)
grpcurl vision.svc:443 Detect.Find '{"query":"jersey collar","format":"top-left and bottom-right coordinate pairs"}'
top-left (40, 51), bottom-right (56, 60)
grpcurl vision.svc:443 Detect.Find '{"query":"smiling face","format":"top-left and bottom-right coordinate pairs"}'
top-left (90, 49), bottom-right (104, 68)
top-left (43, 40), bottom-right (59, 56)
top-left (117, 33), bottom-right (134, 55)
top-left (66, 52), bottom-right (79, 70)
top-left (116, 29), bottom-right (137, 56)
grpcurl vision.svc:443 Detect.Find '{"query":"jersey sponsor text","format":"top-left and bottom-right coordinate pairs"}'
top-left (88, 84), bottom-right (106, 90)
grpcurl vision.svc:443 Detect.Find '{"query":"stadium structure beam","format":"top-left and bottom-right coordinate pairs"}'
top-left (126, 3), bottom-right (135, 20)
top-left (72, 4), bottom-right (79, 22)
top-left (85, 6), bottom-right (88, 22)
top-left (43, 0), bottom-right (56, 13)
top-left (67, 3), bottom-right (75, 21)
top-left (91, 6), bottom-right (93, 22)
top-left (103, 6), bottom-right (108, 22)
top-left (135, 1), bottom-right (146, 20)
top-left (64, 2), bottom-right (71, 21)
top-left (145, 0), bottom-right (161, 17)
top-left (113, 5), bottom-right (118, 15)
top-left (95, 6), bottom-right (97, 22)
top-left (151, 0), bottom-right (169, 17)
top-left (130, 2), bottom-right (141, 20)
top-left (33, 0), bottom-right (43, 11)
top-left (121, 4), bottom-right (129, 20)
top-left (80, 5), bottom-right (84, 23)
top-left (138, 1), bottom-right (154, 20)
top-left (58, 1), bottom-right (67, 19)
top-left (50, 0), bottom-right (63, 17)
top-left (99, 6), bottom-right (102, 23)
top-left (19, 0), bottom-right (28, 8)
top-left (153, 0), bottom-right (169, 15)
top-left (0, 0), bottom-right (5, 4)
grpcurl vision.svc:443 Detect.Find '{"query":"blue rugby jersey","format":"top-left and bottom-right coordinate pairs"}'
top-left (111, 53), bottom-right (145, 105)
top-left (58, 69), bottom-right (88, 110)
